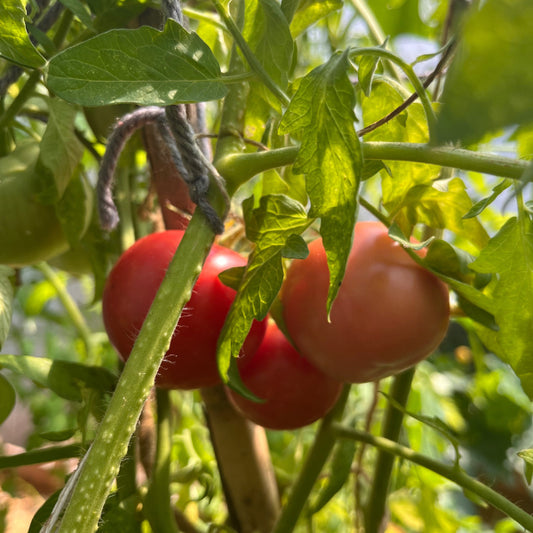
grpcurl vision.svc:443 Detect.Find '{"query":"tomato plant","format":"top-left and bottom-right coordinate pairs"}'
top-left (1, 2), bottom-right (533, 533)
top-left (281, 221), bottom-right (450, 383)
top-left (102, 230), bottom-right (267, 389)
top-left (226, 320), bottom-right (343, 430)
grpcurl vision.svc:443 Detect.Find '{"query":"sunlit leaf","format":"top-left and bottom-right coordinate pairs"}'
top-left (436, 0), bottom-right (533, 144)
top-left (0, 0), bottom-right (45, 68)
top-left (470, 217), bottom-right (533, 397)
top-left (279, 50), bottom-right (362, 313)
top-left (289, 0), bottom-right (342, 38)
top-left (217, 194), bottom-right (310, 385)
top-left (393, 178), bottom-right (489, 250)
top-left (47, 19), bottom-right (227, 106)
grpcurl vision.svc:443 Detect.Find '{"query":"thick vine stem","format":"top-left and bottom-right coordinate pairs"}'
top-left (334, 425), bottom-right (533, 532)
top-left (217, 142), bottom-right (527, 185)
top-left (271, 385), bottom-right (351, 533)
top-left (364, 368), bottom-right (416, 533)
top-left (52, 206), bottom-right (222, 533)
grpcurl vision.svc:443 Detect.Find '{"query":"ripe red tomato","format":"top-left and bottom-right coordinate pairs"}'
top-left (281, 221), bottom-right (450, 383)
top-left (226, 321), bottom-right (343, 430)
top-left (102, 230), bottom-right (267, 389)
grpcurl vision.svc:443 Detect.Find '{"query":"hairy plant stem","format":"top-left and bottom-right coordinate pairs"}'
top-left (364, 368), bottom-right (416, 533)
top-left (334, 424), bottom-right (533, 532)
top-left (54, 207), bottom-right (220, 533)
top-left (219, 142), bottom-right (528, 185)
top-left (35, 262), bottom-right (95, 364)
top-left (271, 385), bottom-right (351, 533)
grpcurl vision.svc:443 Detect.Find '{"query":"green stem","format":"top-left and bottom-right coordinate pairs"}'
top-left (334, 424), bottom-right (533, 532)
top-left (56, 207), bottom-right (221, 533)
top-left (211, 0), bottom-right (290, 107)
top-left (271, 385), bottom-right (351, 533)
top-left (218, 142), bottom-right (527, 185)
top-left (349, 47), bottom-right (437, 141)
top-left (363, 142), bottom-right (528, 179)
top-left (35, 262), bottom-right (96, 364)
top-left (364, 368), bottom-right (416, 533)
top-left (143, 389), bottom-right (179, 533)
top-left (0, 444), bottom-right (80, 469)
top-left (0, 70), bottom-right (42, 130)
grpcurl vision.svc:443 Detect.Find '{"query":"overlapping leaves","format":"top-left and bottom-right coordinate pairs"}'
top-left (217, 194), bottom-right (310, 392)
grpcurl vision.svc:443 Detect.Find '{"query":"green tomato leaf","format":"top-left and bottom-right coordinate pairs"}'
top-left (36, 99), bottom-right (85, 200)
top-left (217, 194), bottom-right (310, 383)
top-left (393, 178), bottom-right (489, 251)
top-left (0, 355), bottom-right (117, 401)
top-left (0, 266), bottom-right (14, 350)
top-left (357, 54), bottom-right (381, 97)
top-left (309, 436), bottom-right (356, 514)
top-left (369, 0), bottom-right (433, 38)
top-left (425, 239), bottom-right (476, 283)
top-left (0, 373), bottom-right (16, 425)
top-left (436, 0), bottom-right (533, 145)
top-left (470, 217), bottom-right (533, 397)
top-left (46, 19), bottom-right (227, 106)
top-left (279, 50), bottom-right (362, 314)
top-left (289, 0), bottom-right (342, 38)
top-left (89, 0), bottom-right (151, 33)
top-left (0, 0), bottom-right (45, 68)
top-left (463, 179), bottom-right (513, 220)
top-left (243, 0), bottom-right (293, 93)
top-left (58, 0), bottom-right (96, 32)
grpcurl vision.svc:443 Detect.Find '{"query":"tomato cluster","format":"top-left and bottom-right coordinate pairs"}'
top-left (102, 230), bottom-right (266, 390)
top-left (103, 222), bottom-right (449, 429)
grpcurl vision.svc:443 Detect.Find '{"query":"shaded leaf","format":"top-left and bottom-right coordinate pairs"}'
top-left (436, 0), bottom-right (533, 144)
top-left (47, 19), bottom-right (227, 106)
top-left (470, 217), bottom-right (533, 397)
top-left (279, 50), bottom-right (362, 313)
top-left (36, 99), bottom-right (85, 200)
top-left (309, 437), bottom-right (356, 514)
top-left (217, 194), bottom-right (310, 385)
top-left (463, 179), bottom-right (512, 219)
top-left (0, 0), bottom-right (45, 68)
top-left (0, 355), bottom-right (117, 401)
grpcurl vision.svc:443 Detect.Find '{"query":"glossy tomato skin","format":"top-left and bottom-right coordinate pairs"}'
top-left (281, 221), bottom-right (450, 383)
top-left (102, 230), bottom-right (267, 389)
top-left (226, 321), bottom-right (343, 430)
